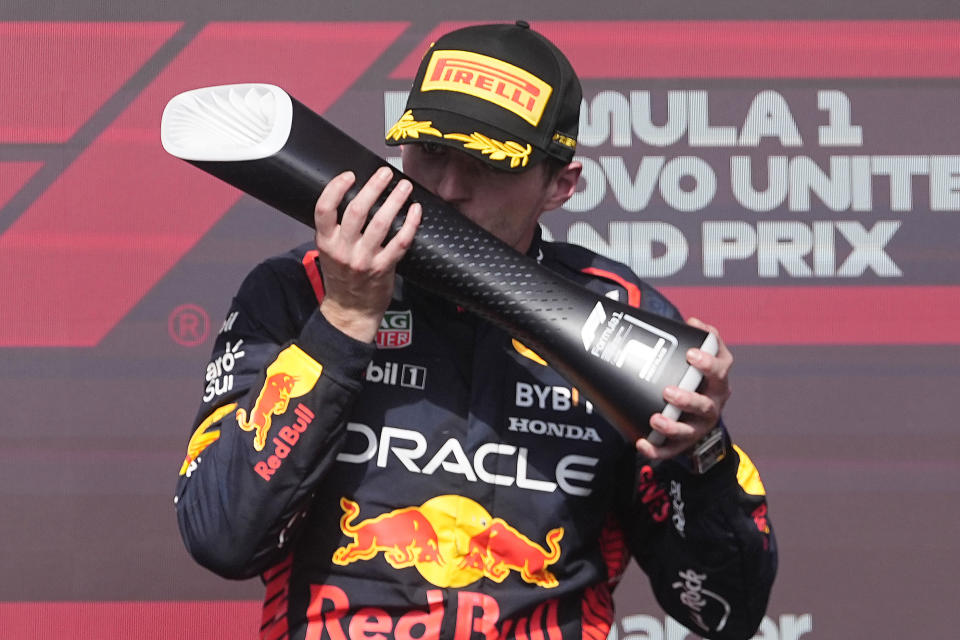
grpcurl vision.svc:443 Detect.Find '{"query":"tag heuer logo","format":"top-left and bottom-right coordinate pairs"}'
top-left (377, 310), bottom-right (412, 349)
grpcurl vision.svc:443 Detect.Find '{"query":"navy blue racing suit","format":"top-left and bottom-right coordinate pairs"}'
top-left (174, 233), bottom-right (777, 640)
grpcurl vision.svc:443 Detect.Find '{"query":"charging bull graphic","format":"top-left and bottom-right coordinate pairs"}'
top-left (237, 372), bottom-right (295, 450)
top-left (333, 495), bottom-right (563, 589)
top-left (236, 345), bottom-right (323, 451)
top-left (333, 498), bottom-right (444, 569)
top-left (458, 520), bottom-right (563, 588)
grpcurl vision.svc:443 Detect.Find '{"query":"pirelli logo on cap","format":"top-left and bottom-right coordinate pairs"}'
top-left (421, 50), bottom-right (553, 126)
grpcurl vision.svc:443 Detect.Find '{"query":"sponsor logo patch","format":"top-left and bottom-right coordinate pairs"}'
top-left (515, 382), bottom-right (594, 415)
top-left (219, 310), bottom-right (239, 335)
top-left (421, 50), bottom-right (553, 126)
top-left (672, 569), bottom-right (733, 634)
top-left (335, 424), bottom-right (598, 496)
top-left (203, 339), bottom-right (245, 402)
top-left (637, 464), bottom-right (670, 523)
top-left (179, 403), bottom-right (237, 477)
top-left (670, 480), bottom-right (686, 538)
top-left (377, 310), bottom-right (413, 349)
top-left (507, 417), bottom-right (601, 443)
top-left (333, 495), bottom-right (563, 588)
top-left (306, 584), bottom-right (562, 640)
top-left (236, 345), bottom-right (322, 451)
top-left (253, 403), bottom-right (316, 481)
top-left (364, 360), bottom-right (427, 389)
top-left (581, 302), bottom-right (678, 384)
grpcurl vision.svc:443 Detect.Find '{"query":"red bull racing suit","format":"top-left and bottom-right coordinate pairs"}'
top-left (175, 234), bottom-right (777, 640)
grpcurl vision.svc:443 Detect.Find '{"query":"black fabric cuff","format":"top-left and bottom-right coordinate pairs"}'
top-left (297, 309), bottom-right (376, 388)
top-left (658, 432), bottom-right (740, 509)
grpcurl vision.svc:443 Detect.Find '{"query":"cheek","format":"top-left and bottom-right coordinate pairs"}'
top-left (400, 159), bottom-right (430, 187)
top-left (399, 149), bottom-right (435, 185)
top-left (492, 181), bottom-right (546, 217)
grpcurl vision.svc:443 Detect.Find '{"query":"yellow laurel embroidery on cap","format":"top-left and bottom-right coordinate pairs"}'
top-left (386, 110), bottom-right (442, 142)
top-left (444, 132), bottom-right (532, 168)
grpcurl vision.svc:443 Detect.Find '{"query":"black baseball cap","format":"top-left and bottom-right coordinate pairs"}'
top-left (385, 21), bottom-right (581, 172)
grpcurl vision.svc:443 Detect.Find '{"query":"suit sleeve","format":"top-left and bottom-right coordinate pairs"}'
top-left (614, 271), bottom-right (777, 638)
top-left (623, 432), bottom-right (777, 640)
top-left (173, 258), bottom-right (375, 579)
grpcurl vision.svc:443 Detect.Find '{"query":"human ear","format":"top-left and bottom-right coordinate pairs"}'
top-left (544, 161), bottom-right (582, 211)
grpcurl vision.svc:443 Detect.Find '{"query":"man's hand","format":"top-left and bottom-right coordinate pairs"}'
top-left (313, 167), bottom-right (422, 343)
top-left (636, 317), bottom-right (733, 459)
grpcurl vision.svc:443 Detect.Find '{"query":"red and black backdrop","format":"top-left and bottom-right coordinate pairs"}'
top-left (1, 1), bottom-right (958, 638)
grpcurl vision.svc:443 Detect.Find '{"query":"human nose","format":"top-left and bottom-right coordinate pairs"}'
top-left (433, 157), bottom-right (473, 204)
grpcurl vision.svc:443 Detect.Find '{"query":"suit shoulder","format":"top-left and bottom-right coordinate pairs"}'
top-left (238, 242), bottom-right (316, 290)
top-left (541, 240), bottom-right (683, 321)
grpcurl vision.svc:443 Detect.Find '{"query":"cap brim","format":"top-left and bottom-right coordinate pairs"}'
top-left (385, 108), bottom-right (548, 173)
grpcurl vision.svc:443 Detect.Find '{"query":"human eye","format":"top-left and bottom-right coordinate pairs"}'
top-left (420, 142), bottom-right (446, 156)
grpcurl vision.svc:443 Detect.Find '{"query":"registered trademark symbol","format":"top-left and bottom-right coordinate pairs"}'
top-left (169, 303), bottom-right (210, 347)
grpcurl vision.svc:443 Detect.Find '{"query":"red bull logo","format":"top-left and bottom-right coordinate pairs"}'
top-left (305, 585), bottom-right (563, 640)
top-left (237, 372), bottom-right (295, 450)
top-left (253, 403), bottom-right (315, 482)
top-left (637, 464), bottom-right (670, 523)
top-left (752, 504), bottom-right (771, 535)
top-left (333, 498), bottom-right (444, 569)
top-left (236, 345), bottom-right (322, 451)
top-left (458, 520), bottom-right (563, 588)
top-left (333, 495), bottom-right (563, 589)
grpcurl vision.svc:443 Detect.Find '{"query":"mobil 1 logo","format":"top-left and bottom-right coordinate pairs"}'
top-left (364, 360), bottom-right (427, 390)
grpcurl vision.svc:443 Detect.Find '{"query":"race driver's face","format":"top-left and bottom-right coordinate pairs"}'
top-left (400, 143), bottom-right (579, 253)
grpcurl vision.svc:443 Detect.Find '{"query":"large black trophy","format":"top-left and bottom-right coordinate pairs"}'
top-left (160, 83), bottom-right (717, 443)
